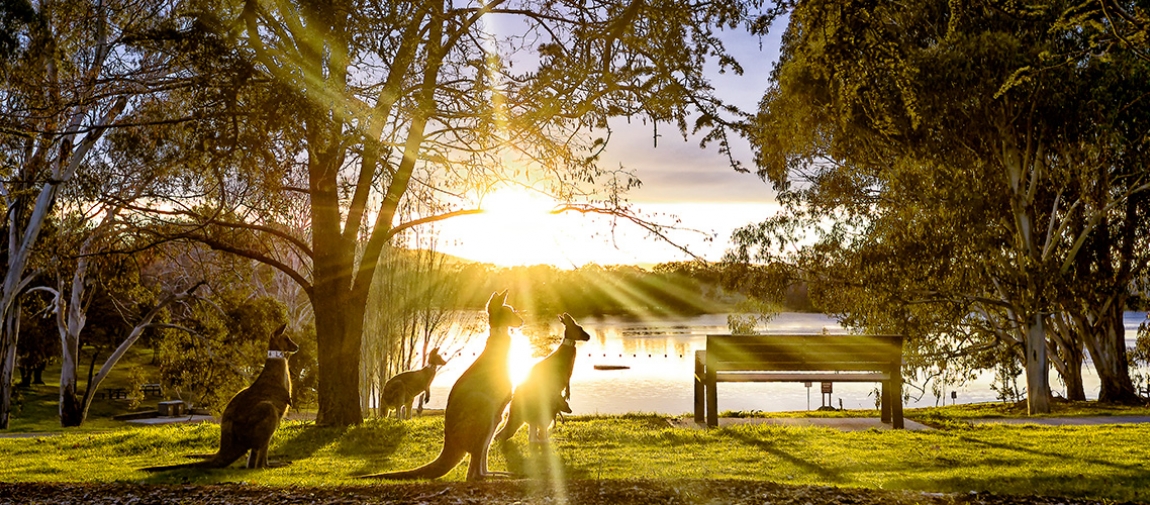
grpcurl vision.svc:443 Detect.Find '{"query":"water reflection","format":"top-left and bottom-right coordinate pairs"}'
top-left (416, 311), bottom-right (1147, 415)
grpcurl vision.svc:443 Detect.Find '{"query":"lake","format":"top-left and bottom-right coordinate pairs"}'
top-left (414, 312), bottom-right (1149, 415)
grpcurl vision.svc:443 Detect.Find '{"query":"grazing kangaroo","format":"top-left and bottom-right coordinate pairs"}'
top-left (142, 324), bottom-right (298, 471)
top-left (363, 290), bottom-right (522, 481)
top-left (494, 312), bottom-right (589, 443)
top-left (381, 347), bottom-right (448, 419)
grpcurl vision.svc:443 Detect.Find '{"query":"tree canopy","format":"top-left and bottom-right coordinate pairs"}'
top-left (732, 0), bottom-right (1150, 413)
top-left (98, 0), bottom-right (775, 426)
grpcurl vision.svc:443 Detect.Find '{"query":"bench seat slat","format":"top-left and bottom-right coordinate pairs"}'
top-left (709, 361), bottom-right (896, 372)
top-left (705, 372), bottom-right (890, 383)
top-left (710, 351), bottom-right (899, 361)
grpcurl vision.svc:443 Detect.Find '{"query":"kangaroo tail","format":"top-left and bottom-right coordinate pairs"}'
top-left (140, 447), bottom-right (246, 472)
top-left (359, 443), bottom-right (466, 480)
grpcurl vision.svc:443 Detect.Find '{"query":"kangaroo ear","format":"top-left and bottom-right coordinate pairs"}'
top-left (498, 290), bottom-right (509, 303)
top-left (430, 347), bottom-right (440, 355)
top-left (272, 324), bottom-right (287, 337)
top-left (486, 291), bottom-right (501, 310)
top-left (561, 313), bottom-right (573, 323)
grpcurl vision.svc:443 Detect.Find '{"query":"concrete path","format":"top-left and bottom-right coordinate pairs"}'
top-left (969, 415), bottom-right (1150, 426)
top-left (668, 416), bottom-right (935, 431)
top-left (668, 415), bottom-right (1150, 431)
top-left (125, 414), bottom-right (215, 425)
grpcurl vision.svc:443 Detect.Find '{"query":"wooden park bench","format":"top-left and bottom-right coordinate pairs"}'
top-left (693, 334), bottom-right (905, 428)
top-left (96, 387), bottom-right (130, 400)
top-left (141, 383), bottom-right (163, 397)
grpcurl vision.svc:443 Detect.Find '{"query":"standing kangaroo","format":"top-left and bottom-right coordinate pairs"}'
top-left (381, 347), bottom-right (448, 419)
top-left (143, 324), bottom-right (298, 471)
top-left (363, 290), bottom-right (522, 481)
top-left (494, 312), bottom-right (589, 443)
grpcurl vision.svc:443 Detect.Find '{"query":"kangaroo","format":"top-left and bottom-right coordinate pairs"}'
top-left (142, 324), bottom-right (298, 472)
top-left (505, 388), bottom-right (572, 445)
top-left (362, 290), bottom-right (522, 481)
top-left (381, 347), bottom-right (448, 420)
top-left (494, 312), bottom-right (589, 443)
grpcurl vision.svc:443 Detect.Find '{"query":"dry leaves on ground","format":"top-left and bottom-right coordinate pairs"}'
top-left (1, 480), bottom-right (1143, 505)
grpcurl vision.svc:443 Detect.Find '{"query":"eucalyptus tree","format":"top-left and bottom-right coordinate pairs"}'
top-left (129, 0), bottom-right (771, 426)
top-left (735, 0), bottom-right (1150, 413)
top-left (0, 0), bottom-right (191, 428)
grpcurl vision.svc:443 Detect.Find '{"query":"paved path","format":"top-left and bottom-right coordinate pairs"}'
top-left (669, 415), bottom-right (1150, 431)
top-left (125, 414), bottom-right (215, 425)
top-left (969, 415), bottom-right (1150, 426)
top-left (669, 416), bottom-right (934, 431)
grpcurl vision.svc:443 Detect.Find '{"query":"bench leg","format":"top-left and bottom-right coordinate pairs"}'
top-left (706, 368), bottom-right (718, 428)
top-left (880, 380), bottom-right (891, 424)
top-left (891, 373), bottom-right (904, 429)
top-left (694, 356), bottom-right (705, 424)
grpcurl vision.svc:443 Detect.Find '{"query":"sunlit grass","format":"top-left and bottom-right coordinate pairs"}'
top-left (5, 347), bottom-right (161, 433)
top-left (2, 413), bottom-right (1149, 501)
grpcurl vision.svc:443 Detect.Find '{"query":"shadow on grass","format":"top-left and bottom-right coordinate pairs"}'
top-left (274, 422), bottom-right (349, 462)
top-left (720, 429), bottom-right (846, 483)
top-left (137, 419), bottom-right (410, 483)
top-left (956, 432), bottom-right (1145, 472)
top-left (498, 438), bottom-right (591, 481)
top-left (336, 420), bottom-right (410, 476)
top-left (890, 472), bottom-right (1150, 502)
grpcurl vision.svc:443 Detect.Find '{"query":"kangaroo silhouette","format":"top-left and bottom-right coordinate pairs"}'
top-left (381, 347), bottom-right (448, 419)
top-left (362, 290), bottom-right (522, 481)
top-left (494, 312), bottom-right (589, 443)
top-left (142, 324), bottom-right (298, 471)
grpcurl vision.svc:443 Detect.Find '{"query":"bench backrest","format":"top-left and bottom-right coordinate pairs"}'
top-left (705, 334), bottom-right (903, 373)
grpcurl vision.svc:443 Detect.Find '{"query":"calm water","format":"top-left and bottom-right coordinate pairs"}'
top-left (415, 312), bottom-right (1148, 415)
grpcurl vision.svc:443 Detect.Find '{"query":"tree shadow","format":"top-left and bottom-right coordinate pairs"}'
top-left (272, 421), bottom-right (351, 463)
top-left (498, 438), bottom-right (591, 481)
top-left (955, 433), bottom-right (1144, 472)
top-left (720, 429), bottom-right (846, 483)
top-left (336, 421), bottom-right (410, 475)
top-left (137, 419), bottom-right (410, 483)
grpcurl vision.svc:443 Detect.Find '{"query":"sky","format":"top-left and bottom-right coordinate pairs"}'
top-left (434, 24), bottom-right (786, 268)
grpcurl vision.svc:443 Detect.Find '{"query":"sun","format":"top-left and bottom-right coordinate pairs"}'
top-left (434, 187), bottom-right (758, 268)
top-left (506, 329), bottom-right (539, 387)
top-left (480, 187), bottom-right (558, 217)
top-left (435, 187), bottom-right (589, 267)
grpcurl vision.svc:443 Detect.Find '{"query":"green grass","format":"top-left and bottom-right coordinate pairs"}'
top-left (7, 354), bottom-right (1150, 501)
top-left (2, 414), bottom-right (1149, 502)
top-left (6, 347), bottom-right (161, 433)
top-left (721, 401), bottom-right (1150, 429)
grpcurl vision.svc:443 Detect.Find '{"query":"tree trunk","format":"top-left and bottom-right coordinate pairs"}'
top-left (0, 300), bottom-right (23, 429)
top-left (1059, 354), bottom-right (1086, 402)
top-left (18, 366), bottom-right (31, 388)
top-left (312, 286), bottom-right (366, 426)
top-left (310, 215), bottom-right (366, 426)
top-left (59, 328), bottom-right (84, 427)
top-left (1047, 313), bottom-right (1086, 401)
top-left (1024, 313), bottom-right (1051, 414)
top-left (59, 384), bottom-right (84, 427)
top-left (1086, 303), bottom-right (1138, 404)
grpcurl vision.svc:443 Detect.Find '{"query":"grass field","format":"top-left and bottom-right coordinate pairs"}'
top-left (2, 411), bottom-right (1149, 503)
top-left (5, 354), bottom-right (1150, 502)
